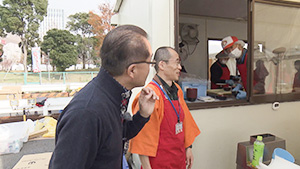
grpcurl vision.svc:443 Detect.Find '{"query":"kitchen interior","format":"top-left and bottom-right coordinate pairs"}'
top-left (178, 0), bottom-right (300, 102)
top-left (178, 0), bottom-right (248, 102)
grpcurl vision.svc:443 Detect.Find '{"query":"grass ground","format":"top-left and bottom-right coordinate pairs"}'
top-left (0, 70), bottom-right (98, 84)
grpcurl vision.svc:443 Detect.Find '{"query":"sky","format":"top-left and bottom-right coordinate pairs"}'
top-left (0, 0), bottom-right (116, 22)
top-left (48, 0), bottom-right (116, 20)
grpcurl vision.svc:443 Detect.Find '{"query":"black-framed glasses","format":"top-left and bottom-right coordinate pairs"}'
top-left (127, 61), bottom-right (156, 67)
top-left (162, 59), bottom-right (181, 66)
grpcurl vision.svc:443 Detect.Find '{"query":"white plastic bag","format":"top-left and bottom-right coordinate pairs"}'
top-left (0, 119), bottom-right (34, 155)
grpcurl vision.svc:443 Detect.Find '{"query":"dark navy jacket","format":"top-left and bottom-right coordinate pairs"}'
top-left (49, 68), bottom-right (149, 169)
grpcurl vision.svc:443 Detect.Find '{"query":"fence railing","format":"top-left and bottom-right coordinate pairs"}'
top-left (0, 71), bottom-right (99, 85)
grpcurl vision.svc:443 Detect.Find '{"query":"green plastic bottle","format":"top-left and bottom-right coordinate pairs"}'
top-left (252, 136), bottom-right (265, 167)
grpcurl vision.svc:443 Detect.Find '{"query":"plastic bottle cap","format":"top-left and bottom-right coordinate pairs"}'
top-left (257, 136), bottom-right (263, 141)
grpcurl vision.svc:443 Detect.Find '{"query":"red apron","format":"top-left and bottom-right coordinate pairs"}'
top-left (237, 52), bottom-right (248, 91)
top-left (211, 62), bottom-right (230, 89)
top-left (148, 81), bottom-right (186, 169)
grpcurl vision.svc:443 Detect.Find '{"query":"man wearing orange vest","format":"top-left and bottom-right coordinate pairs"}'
top-left (129, 47), bottom-right (200, 169)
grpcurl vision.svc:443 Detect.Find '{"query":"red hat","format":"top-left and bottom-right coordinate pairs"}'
top-left (221, 36), bottom-right (238, 49)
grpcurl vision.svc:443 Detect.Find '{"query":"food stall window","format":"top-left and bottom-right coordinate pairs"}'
top-left (251, 0), bottom-right (300, 103)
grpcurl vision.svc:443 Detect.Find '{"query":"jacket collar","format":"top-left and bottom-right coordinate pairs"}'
top-left (93, 67), bottom-right (131, 114)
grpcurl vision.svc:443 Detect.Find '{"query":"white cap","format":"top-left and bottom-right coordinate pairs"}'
top-left (235, 40), bottom-right (245, 47)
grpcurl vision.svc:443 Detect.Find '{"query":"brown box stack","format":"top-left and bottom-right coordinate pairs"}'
top-left (236, 133), bottom-right (286, 169)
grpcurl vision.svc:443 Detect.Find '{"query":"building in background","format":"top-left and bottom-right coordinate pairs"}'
top-left (38, 8), bottom-right (65, 70)
top-left (38, 8), bottom-right (65, 40)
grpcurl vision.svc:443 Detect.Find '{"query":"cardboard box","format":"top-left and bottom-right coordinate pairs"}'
top-left (13, 152), bottom-right (52, 169)
top-left (180, 81), bottom-right (207, 99)
top-left (236, 134), bottom-right (286, 169)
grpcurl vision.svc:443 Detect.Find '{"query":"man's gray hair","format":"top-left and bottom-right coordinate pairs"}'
top-left (100, 25), bottom-right (149, 76)
top-left (154, 47), bottom-right (174, 71)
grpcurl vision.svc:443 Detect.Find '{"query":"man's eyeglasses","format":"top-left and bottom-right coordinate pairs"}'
top-left (162, 59), bottom-right (181, 66)
top-left (127, 61), bottom-right (156, 67)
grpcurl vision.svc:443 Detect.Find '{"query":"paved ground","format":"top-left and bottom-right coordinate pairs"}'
top-left (0, 138), bottom-right (55, 169)
top-left (0, 84), bottom-right (83, 168)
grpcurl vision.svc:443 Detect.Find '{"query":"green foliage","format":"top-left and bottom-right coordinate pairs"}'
top-left (67, 13), bottom-right (93, 36)
top-left (0, 0), bottom-right (48, 71)
top-left (75, 35), bottom-right (97, 68)
top-left (41, 29), bottom-right (78, 72)
top-left (67, 12), bottom-right (97, 69)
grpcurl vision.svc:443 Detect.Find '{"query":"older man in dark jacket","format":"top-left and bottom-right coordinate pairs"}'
top-left (49, 25), bottom-right (158, 169)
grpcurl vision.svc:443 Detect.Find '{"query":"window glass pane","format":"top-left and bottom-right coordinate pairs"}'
top-left (178, 0), bottom-right (248, 104)
top-left (207, 40), bottom-right (249, 101)
top-left (254, 3), bottom-right (300, 94)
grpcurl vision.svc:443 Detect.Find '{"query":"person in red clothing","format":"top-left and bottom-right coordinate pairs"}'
top-left (220, 36), bottom-right (248, 99)
top-left (129, 47), bottom-right (200, 169)
top-left (210, 51), bottom-right (234, 89)
top-left (293, 60), bottom-right (300, 92)
top-left (222, 36), bottom-right (249, 91)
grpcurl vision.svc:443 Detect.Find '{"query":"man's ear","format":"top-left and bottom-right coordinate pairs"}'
top-left (126, 64), bottom-right (136, 79)
top-left (158, 61), bottom-right (166, 71)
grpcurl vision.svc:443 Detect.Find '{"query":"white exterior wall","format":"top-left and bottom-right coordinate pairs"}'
top-left (115, 1), bottom-right (300, 169)
top-left (114, 0), bottom-right (174, 80)
top-left (114, 0), bottom-right (174, 52)
top-left (114, 0), bottom-right (175, 112)
top-left (192, 101), bottom-right (300, 169)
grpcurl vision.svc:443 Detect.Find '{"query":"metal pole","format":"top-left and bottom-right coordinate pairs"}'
top-left (275, 56), bottom-right (279, 94)
top-left (63, 72), bottom-right (66, 84)
top-left (43, 99), bottom-right (48, 116)
top-left (39, 71), bottom-right (42, 84)
top-left (47, 51), bottom-right (50, 82)
top-left (24, 72), bottom-right (27, 85)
